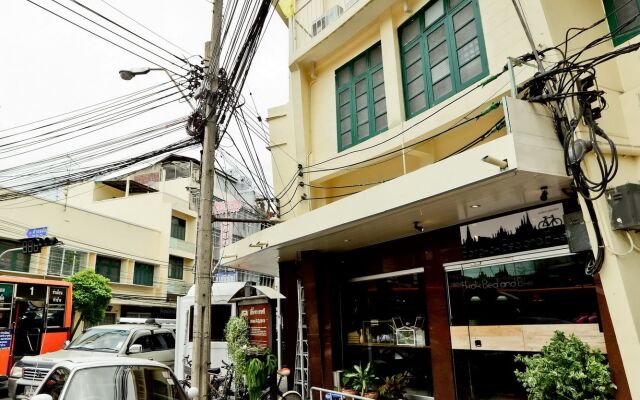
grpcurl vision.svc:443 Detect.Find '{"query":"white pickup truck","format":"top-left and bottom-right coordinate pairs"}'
top-left (8, 323), bottom-right (176, 399)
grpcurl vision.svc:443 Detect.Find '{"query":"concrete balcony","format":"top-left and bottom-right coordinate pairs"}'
top-left (169, 237), bottom-right (196, 254)
top-left (167, 278), bottom-right (191, 295)
top-left (292, 0), bottom-right (374, 62)
top-left (222, 97), bottom-right (573, 273)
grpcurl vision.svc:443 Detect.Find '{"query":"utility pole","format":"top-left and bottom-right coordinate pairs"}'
top-left (192, 0), bottom-right (223, 398)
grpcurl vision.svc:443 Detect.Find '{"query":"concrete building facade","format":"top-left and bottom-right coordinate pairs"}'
top-left (0, 154), bottom-right (266, 324)
top-left (222, 1), bottom-right (640, 399)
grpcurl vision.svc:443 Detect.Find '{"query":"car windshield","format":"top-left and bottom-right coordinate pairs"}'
top-left (62, 365), bottom-right (188, 400)
top-left (67, 329), bottom-right (129, 352)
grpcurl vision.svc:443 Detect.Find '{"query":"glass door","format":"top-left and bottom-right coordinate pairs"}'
top-left (445, 249), bottom-right (600, 399)
top-left (341, 269), bottom-right (433, 398)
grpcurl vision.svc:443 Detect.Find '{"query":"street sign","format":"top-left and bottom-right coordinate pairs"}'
top-left (48, 286), bottom-right (66, 305)
top-left (0, 284), bottom-right (13, 306)
top-left (26, 227), bottom-right (48, 238)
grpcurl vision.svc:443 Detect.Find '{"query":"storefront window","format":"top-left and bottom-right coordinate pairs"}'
top-left (447, 254), bottom-right (597, 326)
top-left (341, 271), bottom-right (432, 397)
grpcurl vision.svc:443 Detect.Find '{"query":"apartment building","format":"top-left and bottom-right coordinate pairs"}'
top-left (222, 0), bottom-right (640, 398)
top-left (0, 154), bottom-right (265, 324)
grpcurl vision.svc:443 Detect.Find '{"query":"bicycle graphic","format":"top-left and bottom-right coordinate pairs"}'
top-left (537, 214), bottom-right (562, 229)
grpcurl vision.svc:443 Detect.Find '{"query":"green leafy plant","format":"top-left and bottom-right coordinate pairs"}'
top-left (246, 353), bottom-right (277, 400)
top-left (343, 363), bottom-right (377, 396)
top-left (66, 270), bottom-right (112, 338)
top-left (378, 372), bottom-right (409, 400)
top-left (514, 331), bottom-right (616, 400)
top-left (225, 317), bottom-right (250, 379)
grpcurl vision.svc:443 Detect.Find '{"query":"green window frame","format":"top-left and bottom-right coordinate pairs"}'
top-left (168, 255), bottom-right (184, 280)
top-left (603, 0), bottom-right (640, 46)
top-left (134, 262), bottom-right (155, 286)
top-left (400, 0), bottom-right (488, 118)
top-left (171, 216), bottom-right (186, 240)
top-left (95, 255), bottom-right (121, 283)
top-left (335, 42), bottom-right (388, 152)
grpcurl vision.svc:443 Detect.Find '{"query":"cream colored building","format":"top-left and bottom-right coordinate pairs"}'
top-left (0, 154), bottom-right (265, 322)
top-left (223, 0), bottom-right (640, 398)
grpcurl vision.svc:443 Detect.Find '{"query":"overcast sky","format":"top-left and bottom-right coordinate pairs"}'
top-left (0, 0), bottom-right (289, 191)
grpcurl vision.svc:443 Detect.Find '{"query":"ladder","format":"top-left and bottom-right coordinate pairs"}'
top-left (294, 280), bottom-right (309, 399)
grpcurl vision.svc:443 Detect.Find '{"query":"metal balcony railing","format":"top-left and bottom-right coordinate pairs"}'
top-left (213, 265), bottom-right (276, 288)
top-left (292, 0), bottom-right (361, 52)
top-left (170, 237), bottom-right (196, 253)
top-left (167, 279), bottom-right (191, 295)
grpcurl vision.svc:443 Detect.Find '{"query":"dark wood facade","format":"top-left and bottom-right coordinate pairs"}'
top-left (277, 204), bottom-right (630, 399)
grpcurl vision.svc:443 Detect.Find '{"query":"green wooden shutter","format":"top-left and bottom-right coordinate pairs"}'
top-left (604, 0), bottom-right (640, 45)
top-left (96, 256), bottom-right (121, 283)
top-left (336, 42), bottom-right (388, 152)
top-left (168, 256), bottom-right (184, 280)
top-left (134, 262), bottom-right (154, 286)
top-left (400, 0), bottom-right (488, 118)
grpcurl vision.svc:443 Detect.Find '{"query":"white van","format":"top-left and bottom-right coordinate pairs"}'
top-left (173, 282), bottom-right (284, 381)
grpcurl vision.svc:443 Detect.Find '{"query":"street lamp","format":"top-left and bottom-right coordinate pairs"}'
top-left (119, 67), bottom-right (195, 111)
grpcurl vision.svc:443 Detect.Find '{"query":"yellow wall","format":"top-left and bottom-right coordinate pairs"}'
top-left (269, 0), bottom-right (640, 395)
top-left (0, 192), bottom-right (168, 300)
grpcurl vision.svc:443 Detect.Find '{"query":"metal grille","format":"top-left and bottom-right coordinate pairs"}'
top-left (23, 367), bottom-right (50, 380)
top-left (47, 247), bottom-right (87, 277)
top-left (213, 266), bottom-right (275, 287)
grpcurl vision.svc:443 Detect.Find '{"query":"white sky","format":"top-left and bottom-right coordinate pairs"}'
top-left (0, 0), bottom-right (289, 193)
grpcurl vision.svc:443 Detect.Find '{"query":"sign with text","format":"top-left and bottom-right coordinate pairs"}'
top-left (48, 287), bottom-right (67, 306)
top-left (17, 284), bottom-right (47, 300)
top-left (26, 227), bottom-right (48, 238)
top-left (0, 331), bottom-right (11, 349)
top-left (459, 203), bottom-right (567, 259)
top-left (238, 303), bottom-right (271, 349)
top-left (0, 284), bottom-right (13, 306)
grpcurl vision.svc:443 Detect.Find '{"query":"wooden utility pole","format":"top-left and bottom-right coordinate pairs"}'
top-left (192, 0), bottom-right (223, 398)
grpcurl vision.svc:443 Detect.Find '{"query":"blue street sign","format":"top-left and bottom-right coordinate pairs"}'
top-left (26, 227), bottom-right (48, 238)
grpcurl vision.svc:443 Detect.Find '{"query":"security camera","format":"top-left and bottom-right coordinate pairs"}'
top-left (482, 155), bottom-right (509, 170)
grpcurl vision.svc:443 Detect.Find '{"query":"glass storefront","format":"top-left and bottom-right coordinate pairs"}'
top-left (340, 270), bottom-right (433, 397)
top-left (447, 252), bottom-right (598, 327)
top-left (445, 249), bottom-right (600, 400)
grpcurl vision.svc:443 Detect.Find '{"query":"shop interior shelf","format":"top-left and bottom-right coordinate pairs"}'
top-left (347, 343), bottom-right (430, 349)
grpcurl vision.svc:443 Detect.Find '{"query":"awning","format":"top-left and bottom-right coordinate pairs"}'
top-left (228, 283), bottom-right (285, 302)
top-left (111, 297), bottom-right (177, 308)
top-left (221, 97), bottom-right (572, 273)
top-left (185, 281), bottom-right (247, 303)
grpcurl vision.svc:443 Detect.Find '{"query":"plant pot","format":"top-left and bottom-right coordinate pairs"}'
top-left (341, 388), bottom-right (358, 400)
top-left (364, 391), bottom-right (379, 399)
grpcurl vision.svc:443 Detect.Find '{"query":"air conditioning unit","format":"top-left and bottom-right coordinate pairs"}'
top-left (312, 5), bottom-right (344, 36)
top-left (345, 0), bottom-right (359, 10)
top-left (312, 16), bottom-right (327, 36)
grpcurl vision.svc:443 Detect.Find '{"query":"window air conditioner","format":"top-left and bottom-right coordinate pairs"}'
top-left (312, 5), bottom-right (344, 36)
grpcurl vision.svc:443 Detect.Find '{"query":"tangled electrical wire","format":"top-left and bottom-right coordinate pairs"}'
top-left (516, 12), bottom-right (640, 274)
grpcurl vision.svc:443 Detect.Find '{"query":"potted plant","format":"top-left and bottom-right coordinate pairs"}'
top-left (341, 372), bottom-right (359, 397)
top-left (514, 331), bottom-right (617, 399)
top-left (343, 363), bottom-right (377, 398)
top-left (378, 372), bottom-right (409, 400)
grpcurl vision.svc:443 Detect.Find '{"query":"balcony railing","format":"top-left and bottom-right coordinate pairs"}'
top-left (170, 237), bottom-right (196, 253)
top-left (213, 266), bottom-right (275, 288)
top-left (167, 278), bottom-right (191, 295)
top-left (292, 0), bottom-right (361, 52)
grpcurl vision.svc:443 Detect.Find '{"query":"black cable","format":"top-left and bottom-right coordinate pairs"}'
top-left (70, 0), bottom-right (188, 64)
top-left (26, 0), bottom-right (186, 77)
